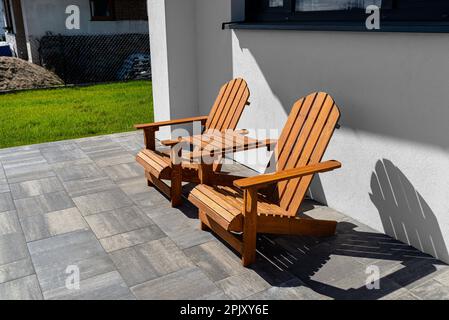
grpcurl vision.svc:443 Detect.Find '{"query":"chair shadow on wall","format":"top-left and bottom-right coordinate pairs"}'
top-left (370, 159), bottom-right (448, 263)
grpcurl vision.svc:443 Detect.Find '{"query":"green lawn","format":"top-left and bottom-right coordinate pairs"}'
top-left (0, 80), bottom-right (153, 148)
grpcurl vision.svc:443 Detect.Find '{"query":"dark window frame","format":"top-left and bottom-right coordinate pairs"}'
top-left (3, 0), bottom-right (15, 33)
top-left (89, 0), bottom-right (116, 21)
top-left (245, 0), bottom-right (449, 24)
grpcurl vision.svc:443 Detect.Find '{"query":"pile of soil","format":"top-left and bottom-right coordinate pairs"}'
top-left (0, 57), bottom-right (64, 91)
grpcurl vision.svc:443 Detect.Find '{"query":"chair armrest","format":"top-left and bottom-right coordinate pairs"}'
top-left (235, 129), bottom-right (249, 135)
top-left (234, 160), bottom-right (341, 190)
top-left (134, 116), bottom-right (209, 130)
top-left (160, 138), bottom-right (183, 147)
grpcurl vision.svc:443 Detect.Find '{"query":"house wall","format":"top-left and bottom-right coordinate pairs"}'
top-left (20, 0), bottom-right (149, 62)
top-left (0, 0), bottom-right (5, 40)
top-left (148, 0), bottom-right (449, 263)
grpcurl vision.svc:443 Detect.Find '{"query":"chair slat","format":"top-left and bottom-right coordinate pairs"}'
top-left (205, 78), bottom-right (249, 132)
top-left (280, 95), bottom-right (335, 210)
top-left (286, 107), bottom-right (340, 214)
top-left (213, 78), bottom-right (244, 130)
top-left (273, 92), bottom-right (340, 216)
top-left (221, 81), bottom-right (249, 130)
top-left (207, 79), bottom-right (238, 129)
top-left (277, 93), bottom-right (327, 196)
top-left (205, 81), bottom-right (232, 129)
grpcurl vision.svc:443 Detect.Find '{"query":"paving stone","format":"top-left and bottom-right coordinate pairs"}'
top-left (55, 163), bottom-right (106, 182)
top-left (379, 287), bottom-right (417, 300)
top-left (104, 163), bottom-right (143, 182)
top-left (0, 275), bottom-right (43, 300)
top-left (0, 150), bottom-right (46, 170)
top-left (20, 207), bottom-right (89, 242)
top-left (0, 165), bottom-right (5, 180)
top-left (299, 204), bottom-right (350, 223)
top-left (0, 211), bottom-right (29, 265)
top-left (0, 193), bottom-right (14, 213)
top-left (100, 226), bottom-right (166, 253)
top-left (44, 271), bottom-right (134, 300)
top-left (5, 165), bottom-right (56, 184)
top-left (386, 258), bottom-right (447, 290)
top-left (0, 258), bottom-right (35, 284)
top-left (184, 241), bottom-right (247, 282)
top-left (0, 179), bottom-right (9, 193)
top-left (73, 189), bottom-right (134, 216)
top-left (28, 230), bottom-right (116, 294)
top-left (433, 267), bottom-right (449, 286)
top-left (411, 279), bottom-right (449, 300)
top-left (247, 278), bottom-right (330, 300)
top-left (2, 151), bottom-right (54, 184)
top-left (40, 144), bottom-right (88, 164)
top-left (131, 266), bottom-right (226, 300)
top-left (111, 133), bottom-right (144, 153)
top-left (95, 153), bottom-right (135, 168)
top-left (76, 137), bottom-right (118, 152)
top-left (110, 237), bottom-right (192, 287)
top-left (62, 176), bottom-right (116, 198)
top-left (118, 177), bottom-right (167, 207)
top-left (85, 206), bottom-right (154, 239)
top-left (216, 271), bottom-right (272, 300)
top-left (150, 210), bottom-right (214, 249)
top-left (14, 191), bottom-right (75, 220)
top-left (83, 144), bottom-right (134, 167)
top-left (10, 177), bottom-right (64, 200)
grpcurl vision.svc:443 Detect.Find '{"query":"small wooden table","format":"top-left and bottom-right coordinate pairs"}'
top-left (174, 130), bottom-right (276, 185)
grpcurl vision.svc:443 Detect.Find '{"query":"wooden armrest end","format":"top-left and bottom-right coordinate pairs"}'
top-left (135, 116), bottom-right (209, 130)
top-left (234, 160), bottom-right (341, 190)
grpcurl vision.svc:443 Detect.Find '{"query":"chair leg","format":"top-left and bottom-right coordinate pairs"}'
top-left (147, 179), bottom-right (153, 187)
top-left (198, 211), bottom-right (210, 231)
top-left (171, 164), bottom-right (182, 207)
top-left (242, 228), bottom-right (257, 267)
top-left (241, 189), bottom-right (258, 266)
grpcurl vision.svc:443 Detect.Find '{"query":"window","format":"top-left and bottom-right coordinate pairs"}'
top-left (3, 0), bottom-right (15, 33)
top-left (114, 0), bottom-right (148, 21)
top-left (246, 0), bottom-right (449, 24)
top-left (90, 0), bottom-right (115, 21)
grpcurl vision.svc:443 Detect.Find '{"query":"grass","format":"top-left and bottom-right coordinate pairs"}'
top-left (0, 80), bottom-right (153, 149)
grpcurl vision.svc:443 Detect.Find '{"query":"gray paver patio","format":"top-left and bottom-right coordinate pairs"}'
top-left (0, 131), bottom-right (447, 300)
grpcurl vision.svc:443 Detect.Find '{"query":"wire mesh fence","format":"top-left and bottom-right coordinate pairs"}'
top-left (33, 33), bottom-right (151, 85)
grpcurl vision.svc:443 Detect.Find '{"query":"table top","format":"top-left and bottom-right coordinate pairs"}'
top-left (176, 130), bottom-right (275, 161)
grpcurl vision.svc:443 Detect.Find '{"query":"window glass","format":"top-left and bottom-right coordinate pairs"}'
top-left (90, 0), bottom-right (113, 18)
top-left (269, 0), bottom-right (284, 8)
top-left (295, 0), bottom-right (383, 12)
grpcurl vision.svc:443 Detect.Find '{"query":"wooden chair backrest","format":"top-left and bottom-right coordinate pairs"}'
top-left (274, 92), bottom-right (340, 216)
top-left (205, 78), bottom-right (250, 132)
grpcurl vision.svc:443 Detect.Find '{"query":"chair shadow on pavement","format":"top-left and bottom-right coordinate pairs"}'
top-left (248, 158), bottom-right (448, 299)
top-left (178, 159), bottom-right (448, 300)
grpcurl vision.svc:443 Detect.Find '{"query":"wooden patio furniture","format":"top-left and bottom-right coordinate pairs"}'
top-left (135, 78), bottom-right (250, 207)
top-left (187, 92), bottom-right (342, 266)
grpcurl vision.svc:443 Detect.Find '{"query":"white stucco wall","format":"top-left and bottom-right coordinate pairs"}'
top-left (0, 1), bottom-right (5, 39)
top-left (148, 0), bottom-right (449, 263)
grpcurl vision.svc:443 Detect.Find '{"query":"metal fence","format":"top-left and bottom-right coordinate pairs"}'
top-left (34, 33), bottom-right (151, 85)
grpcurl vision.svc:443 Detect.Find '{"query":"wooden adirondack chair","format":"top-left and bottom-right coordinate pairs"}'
top-left (188, 92), bottom-right (342, 266)
top-left (135, 78), bottom-right (250, 207)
